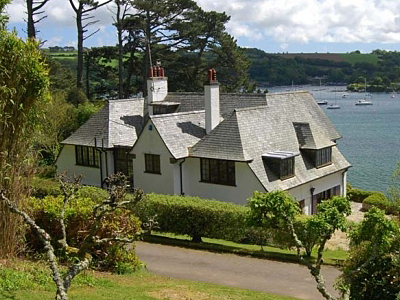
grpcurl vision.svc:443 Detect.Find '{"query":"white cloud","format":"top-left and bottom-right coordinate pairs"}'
top-left (196, 0), bottom-right (400, 44)
top-left (6, 0), bottom-right (400, 47)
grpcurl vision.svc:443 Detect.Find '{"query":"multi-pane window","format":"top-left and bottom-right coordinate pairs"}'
top-left (114, 148), bottom-right (134, 185)
top-left (75, 146), bottom-right (100, 167)
top-left (144, 154), bottom-right (161, 174)
top-left (316, 147), bottom-right (332, 167)
top-left (280, 157), bottom-right (295, 179)
top-left (200, 158), bottom-right (235, 186)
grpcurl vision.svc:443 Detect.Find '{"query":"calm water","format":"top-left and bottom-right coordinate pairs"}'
top-left (269, 85), bottom-right (400, 193)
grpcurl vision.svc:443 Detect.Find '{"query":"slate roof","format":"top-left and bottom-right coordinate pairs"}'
top-left (62, 98), bottom-right (144, 148)
top-left (190, 91), bottom-right (350, 191)
top-left (150, 111), bottom-right (206, 159)
top-left (165, 92), bottom-right (267, 118)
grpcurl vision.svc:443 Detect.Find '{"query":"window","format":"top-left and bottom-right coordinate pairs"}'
top-left (280, 157), bottom-right (295, 179)
top-left (316, 147), bottom-right (332, 167)
top-left (75, 146), bottom-right (100, 167)
top-left (114, 149), bottom-right (134, 185)
top-left (144, 154), bottom-right (161, 174)
top-left (200, 158), bottom-right (235, 186)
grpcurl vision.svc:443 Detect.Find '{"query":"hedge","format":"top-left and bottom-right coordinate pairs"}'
top-left (134, 193), bottom-right (249, 242)
top-left (347, 188), bottom-right (375, 203)
top-left (362, 192), bottom-right (399, 215)
top-left (31, 177), bottom-right (108, 201)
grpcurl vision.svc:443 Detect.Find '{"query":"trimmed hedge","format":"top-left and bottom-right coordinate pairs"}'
top-left (347, 188), bottom-right (375, 203)
top-left (362, 192), bottom-right (399, 215)
top-left (31, 177), bottom-right (108, 201)
top-left (134, 193), bottom-right (249, 242)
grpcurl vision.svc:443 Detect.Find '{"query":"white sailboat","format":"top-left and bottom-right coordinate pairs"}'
top-left (316, 78), bottom-right (328, 105)
top-left (356, 78), bottom-right (373, 106)
top-left (327, 89), bottom-right (340, 109)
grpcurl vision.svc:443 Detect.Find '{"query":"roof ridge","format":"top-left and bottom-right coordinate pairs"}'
top-left (267, 90), bottom-right (309, 96)
top-left (108, 97), bottom-right (144, 103)
top-left (150, 110), bottom-right (205, 119)
top-left (234, 105), bottom-right (270, 113)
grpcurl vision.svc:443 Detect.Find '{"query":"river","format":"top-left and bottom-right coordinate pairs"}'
top-left (268, 85), bottom-right (400, 193)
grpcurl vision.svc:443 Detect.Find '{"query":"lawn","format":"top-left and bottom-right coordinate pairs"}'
top-left (0, 260), bottom-right (301, 300)
top-left (150, 232), bottom-right (348, 265)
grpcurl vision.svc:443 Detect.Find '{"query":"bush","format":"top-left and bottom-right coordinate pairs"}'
top-left (31, 177), bottom-right (61, 198)
top-left (31, 177), bottom-right (108, 201)
top-left (26, 194), bottom-right (142, 271)
top-left (134, 194), bottom-right (249, 242)
top-left (347, 188), bottom-right (375, 203)
top-left (363, 192), bottom-right (399, 215)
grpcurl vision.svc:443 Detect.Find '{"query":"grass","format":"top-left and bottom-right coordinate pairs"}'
top-left (0, 259), bottom-right (301, 300)
top-left (147, 232), bottom-right (348, 266)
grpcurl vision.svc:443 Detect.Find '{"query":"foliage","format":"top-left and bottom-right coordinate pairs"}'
top-left (134, 193), bottom-right (249, 243)
top-left (248, 191), bottom-right (351, 300)
top-left (0, 0), bottom-right (9, 29)
top-left (346, 187), bottom-right (374, 203)
top-left (388, 162), bottom-right (400, 205)
top-left (362, 192), bottom-right (399, 215)
top-left (0, 30), bottom-right (49, 257)
top-left (66, 87), bottom-right (88, 106)
top-left (339, 207), bottom-right (400, 300)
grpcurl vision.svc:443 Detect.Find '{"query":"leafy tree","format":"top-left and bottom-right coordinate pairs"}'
top-left (248, 191), bottom-right (351, 300)
top-left (338, 207), bottom-right (400, 300)
top-left (68, 0), bottom-right (112, 89)
top-left (0, 0), bottom-right (9, 29)
top-left (0, 29), bottom-right (49, 256)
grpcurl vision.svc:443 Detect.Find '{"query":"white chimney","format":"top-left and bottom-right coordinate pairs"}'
top-left (147, 63), bottom-right (168, 115)
top-left (204, 69), bottom-right (220, 134)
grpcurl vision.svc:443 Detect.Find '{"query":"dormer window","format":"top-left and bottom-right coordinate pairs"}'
top-left (316, 147), bottom-right (332, 167)
top-left (262, 151), bottom-right (299, 180)
top-left (303, 147), bottom-right (332, 168)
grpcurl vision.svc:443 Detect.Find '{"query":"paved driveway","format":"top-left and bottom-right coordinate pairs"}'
top-left (136, 242), bottom-right (341, 300)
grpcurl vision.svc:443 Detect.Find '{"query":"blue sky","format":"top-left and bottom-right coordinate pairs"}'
top-left (6, 0), bottom-right (400, 53)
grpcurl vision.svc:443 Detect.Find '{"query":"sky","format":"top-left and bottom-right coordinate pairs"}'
top-left (6, 0), bottom-right (400, 53)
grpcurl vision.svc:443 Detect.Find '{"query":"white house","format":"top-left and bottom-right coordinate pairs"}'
top-left (56, 67), bottom-right (351, 215)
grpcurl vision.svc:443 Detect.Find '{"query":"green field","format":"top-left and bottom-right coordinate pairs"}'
top-left (338, 53), bottom-right (379, 65)
top-left (277, 52), bottom-right (379, 65)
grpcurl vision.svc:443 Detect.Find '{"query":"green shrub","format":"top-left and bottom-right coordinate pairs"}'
top-left (26, 195), bottom-right (142, 271)
top-left (363, 192), bottom-right (399, 215)
top-left (31, 177), bottom-right (61, 198)
top-left (347, 188), bottom-right (375, 203)
top-left (134, 194), bottom-right (249, 242)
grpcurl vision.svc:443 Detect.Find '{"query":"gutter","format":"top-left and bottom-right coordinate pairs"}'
top-left (179, 158), bottom-right (186, 195)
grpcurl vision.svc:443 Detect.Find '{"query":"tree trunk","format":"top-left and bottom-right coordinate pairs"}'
top-left (76, 4), bottom-right (84, 89)
top-left (85, 51), bottom-right (90, 98)
top-left (26, 0), bottom-right (36, 39)
top-left (116, 5), bottom-right (124, 99)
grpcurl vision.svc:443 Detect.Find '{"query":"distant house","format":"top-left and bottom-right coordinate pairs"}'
top-left (56, 68), bottom-right (351, 215)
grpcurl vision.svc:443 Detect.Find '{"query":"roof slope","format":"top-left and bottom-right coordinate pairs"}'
top-left (191, 91), bottom-right (350, 191)
top-left (151, 111), bottom-right (206, 159)
top-left (62, 98), bottom-right (144, 148)
top-left (166, 92), bottom-right (267, 118)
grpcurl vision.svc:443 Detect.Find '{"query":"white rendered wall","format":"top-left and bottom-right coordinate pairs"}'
top-left (182, 157), bottom-right (266, 205)
top-left (147, 78), bottom-right (168, 104)
top-left (55, 145), bottom-right (114, 187)
top-left (130, 121), bottom-right (175, 194)
top-left (287, 171), bottom-right (346, 215)
top-left (204, 84), bottom-right (220, 134)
